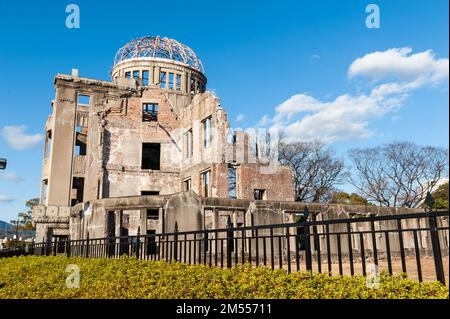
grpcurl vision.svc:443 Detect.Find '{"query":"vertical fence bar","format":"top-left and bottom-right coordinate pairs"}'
top-left (337, 233), bottom-right (343, 275)
top-left (136, 227), bottom-right (141, 259)
top-left (242, 229), bottom-right (245, 265)
top-left (214, 231), bottom-right (218, 266)
top-left (248, 230), bottom-right (252, 266)
top-left (314, 225), bottom-right (321, 274)
top-left (270, 228), bottom-right (274, 270)
top-left (347, 222), bottom-right (354, 276)
top-left (226, 216), bottom-right (233, 269)
top-left (286, 228), bottom-right (291, 274)
top-left (220, 238), bottom-right (224, 268)
top-left (193, 233), bottom-right (197, 264)
top-left (263, 236), bottom-right (267, 266)
top-left (173, 223), bottom-right (178, 262)
top-left (359, 232), bottom-right (366, 276)
top-left (413, 230), bottom-right (423, 282)
top-left (204, 230), bottom-right (208, 265)
top-left (304, 222), bottom-right (312, 272)
top-left (326, 224), bottom-right (332, 275)
top-left (428, 213), bottom-right (445, 285)
top-left (41, 237), bottom-right (45, 256)
top-left (370, 218), bottom-right (378, 267)
top-left (295, 232), bottom-right (300, 272)
top-left (396, 219), bottom-right (407, 273)
top-left (255, 228), bottom-right (259, 267)
top-left (384, 231), bottom-right (393, 275)
top-left (85, 233), bottom-right (90, 258)
top-left (234, 234), bottom-right (238, 266)
top-left (209, 234), bottom-right (213, 267)
top-left (184, 234), bottom-right (188, 264)
top-left (278, 235), bottom-right (282, 269)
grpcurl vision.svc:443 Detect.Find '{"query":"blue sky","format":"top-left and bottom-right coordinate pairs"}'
top-left (0, 0), bottom-right (448, 222)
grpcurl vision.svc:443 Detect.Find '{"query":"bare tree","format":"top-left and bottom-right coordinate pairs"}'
top-left (279, 140), bottom-right (346, 202)
top-left (348, 142), bottom-right (449, 207)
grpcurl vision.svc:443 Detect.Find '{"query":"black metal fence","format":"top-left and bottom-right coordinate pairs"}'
top-left (1, 210), bottom-right (448, 285)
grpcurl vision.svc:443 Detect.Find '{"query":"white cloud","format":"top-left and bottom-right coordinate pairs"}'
top-left (258, 48), bottom-right (448, 143)
top-left (257, 115), bottom-right (271, 127)
top-left (1, 125), bottom-right (44, 150)
top-left (0, 195), bottom-right (14, 203)
top-left (311, 54), bottom-right (320, 59)
top-left (236, 113), bottom-right (245, 122)
top-left (0, 172), bottom-right (23, 182)
top-left (348, 47), bottom-right (449, 84)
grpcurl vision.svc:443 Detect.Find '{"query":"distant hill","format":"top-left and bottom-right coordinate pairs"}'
top-left (0, 220), bottom-right (12, 237)
top-left (0, 221), bottom-right (35, 239)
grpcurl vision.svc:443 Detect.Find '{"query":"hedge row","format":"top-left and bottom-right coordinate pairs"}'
top-left (0, 256), bottom-right (448, 299)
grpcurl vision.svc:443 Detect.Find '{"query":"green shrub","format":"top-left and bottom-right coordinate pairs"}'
top-left (0, 256), bottom-right (447, 299)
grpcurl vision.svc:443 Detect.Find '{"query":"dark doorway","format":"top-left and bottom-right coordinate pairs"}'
top-left (141, 191), bottom-right (160, 195)
top-left (142, 143), bottom-right (160, 170)
top-left (71, 177), bottom-right (85, 206)
top-left (146, 230), bottom-right (157, 255)
top-left (107, 211), bottom-right (116, 256)
top-left (119, 212), bottom-right (129, 255)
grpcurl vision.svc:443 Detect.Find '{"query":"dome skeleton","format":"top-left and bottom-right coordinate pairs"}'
top-left (114, 36), bottom-right (205, 74)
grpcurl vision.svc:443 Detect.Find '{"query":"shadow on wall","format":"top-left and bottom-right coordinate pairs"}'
top-left (102, 129), bottom-right (111, 198)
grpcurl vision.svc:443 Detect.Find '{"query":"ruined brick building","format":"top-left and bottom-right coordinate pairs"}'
top-left (31, 36), bottom-right (446, 262)
top-left (32, 36), bottom-right (295, 242)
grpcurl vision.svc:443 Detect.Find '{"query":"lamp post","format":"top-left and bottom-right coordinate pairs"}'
top-left (10, 219), bottom-right (19, 251)
top-left (0, 158), bottom-right (6, 170)
top-left (424, 191), bottom-right (435, 212)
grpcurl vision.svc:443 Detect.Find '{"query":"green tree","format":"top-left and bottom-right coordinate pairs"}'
top-left (431, 182), bottom-right (449, 209)
top-left (18, 198), bottom-right (39, 231)
top-left (329, 191), bottom-right (374, 206)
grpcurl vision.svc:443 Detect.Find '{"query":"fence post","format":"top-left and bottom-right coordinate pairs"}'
top-left (136, 226), bottom-right (141, 259)
top-left (66, 238), bottom-right (71, 258)
top-left (428, 212), bottom-right (445, 285)
top-left (174, 222), bottom-right (178, 262)
top-left (226, 216), bottom-right (233, 269)
top-left (52, 238), bottom-right (57, 256)
top-left (45, 236), bottom-right (51, 256)
top-left (303, 207), bottom-right (312, 272)
top-left (40, 237), bottom-right (45, 256)
top-left (85, 232), bottom-right (90, 258)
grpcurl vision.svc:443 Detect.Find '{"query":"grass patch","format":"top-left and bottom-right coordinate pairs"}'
top-left (0, 256), bottom-right (448, 299)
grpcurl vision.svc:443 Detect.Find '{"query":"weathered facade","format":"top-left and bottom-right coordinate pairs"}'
top-left (32, 35), bottom-right (445, 259)
top-left (32, 36), bottom-right (294, 242)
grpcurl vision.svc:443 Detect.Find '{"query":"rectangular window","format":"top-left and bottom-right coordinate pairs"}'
top-left (160, 71), bottom-right (167, 88)
top-left (168, 73), bottom-right (174, 90)
top-left (141, 191), bottom-right (160, 195)
top-left (201, 170), bottom-right (211, 197)
top-left (182, 178), bottom-right (191, 192)
top-left (142, 143), bottom-right (160, 170)
top-left (190, 78), bottom-right (196, 95)
top-left (253, 189), bottom-right (266, 200)
top-left (125, 71), bottom-right (131, 79)
top-left (197, 82), bottom-right (203, 93)
top-left (41, 179), bottom-right (48, 205)
top-left (202, 116), bottom-right (212, 148)
top-left (228, 165), bottom-right (237, 199)
top-left (44, 130), bottom-right (52, 158)
top-left (77, 94), bottom-right (90, 106)
top-left (183, 129), bottom-right (193, 159)
top-left (75, 131), bottom-right (87, 156)
top-left (71, 177), bottom-right (85, 206)
top-left (142, 103), bottom-right (158, 121)
top-left (146, 209), bottom-right (159, 220)
top-left (176, 74), bottom-right (182, 90)
top-left (142, 70), bottom-right (149, 86)
top-left (133, 70), bottom-right (140, 79)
